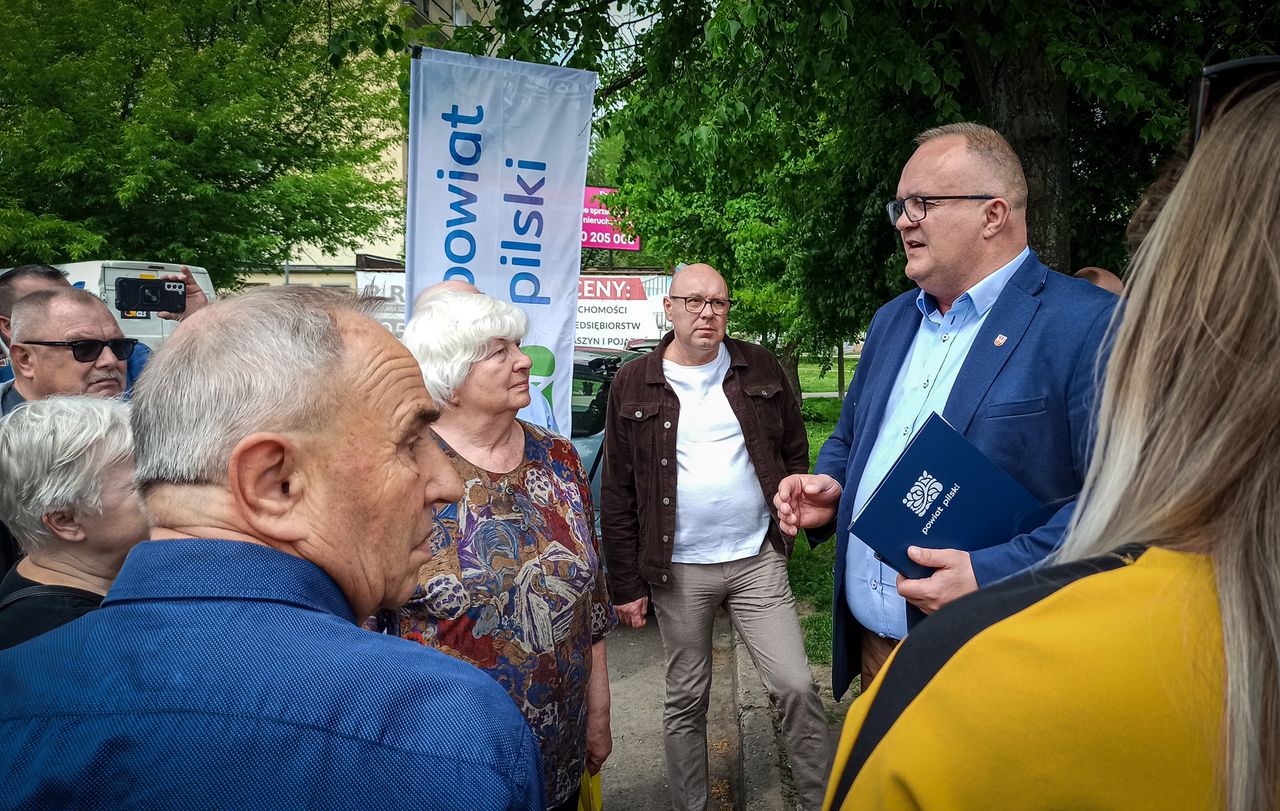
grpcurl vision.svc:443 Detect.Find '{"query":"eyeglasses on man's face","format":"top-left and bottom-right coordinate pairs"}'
top-left (18, 338), bottom-right (138, 363)
top-left (885, 195), bottom-right (996, 226)
top-left (669, 295), bottom-right (733, 316)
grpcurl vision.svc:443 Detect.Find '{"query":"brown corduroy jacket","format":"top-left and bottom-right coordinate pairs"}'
top-left (599, 333), bottom-right (809, 604)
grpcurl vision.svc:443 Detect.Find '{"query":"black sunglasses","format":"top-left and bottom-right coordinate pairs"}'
top-left (1193, 55), bottom-right (1280, 148)
top-left (19, 338), bottom-right (139, 363)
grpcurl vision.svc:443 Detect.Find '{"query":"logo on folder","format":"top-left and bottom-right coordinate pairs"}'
top-left (903, 471), bottom-right (943, 517)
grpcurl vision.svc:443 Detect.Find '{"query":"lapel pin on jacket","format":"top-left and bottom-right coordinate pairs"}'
top-left (994, 334), bottom-right (1007, 347)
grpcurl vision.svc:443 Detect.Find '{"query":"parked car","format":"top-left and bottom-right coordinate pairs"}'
top-left (625, 337), bottom-right (662, 353)
top-left (569, 346), bottom-right (642, 527)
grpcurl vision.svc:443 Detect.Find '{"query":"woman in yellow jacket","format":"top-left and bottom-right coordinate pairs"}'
top-left (826, 58), bottom-right (1280, 811)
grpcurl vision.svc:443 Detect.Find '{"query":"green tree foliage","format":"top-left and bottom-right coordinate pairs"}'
top-left (0, 0), bottom-right (404, 286)
top-left (325, 0), bottom-right (1277, 351)
top-left (600, 0), bottom-right (1278, 349)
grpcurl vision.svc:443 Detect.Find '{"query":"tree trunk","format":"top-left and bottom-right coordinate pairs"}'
top-left (837, 346), bottom-right (845, 400)
top-left (988, 38), bottom-right (1071, 272)
top-left (779, 339), bottom-right (803, 402)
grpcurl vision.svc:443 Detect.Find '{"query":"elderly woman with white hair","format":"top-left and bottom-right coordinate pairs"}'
top-left (388, 289), bottom-right (615, 811)
top-left (0, 396), bottom-right (148, 649)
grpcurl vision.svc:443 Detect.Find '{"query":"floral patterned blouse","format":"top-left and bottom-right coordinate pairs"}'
top-left (396, 421), bottom-right (616, 807)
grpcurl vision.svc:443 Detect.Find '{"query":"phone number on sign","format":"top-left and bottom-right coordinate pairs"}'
top-left (582, 231), bottom-right (638, 246)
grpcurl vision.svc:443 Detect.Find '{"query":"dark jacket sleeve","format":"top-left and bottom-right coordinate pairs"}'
top-left (599, 364), bottom-right (646, 604)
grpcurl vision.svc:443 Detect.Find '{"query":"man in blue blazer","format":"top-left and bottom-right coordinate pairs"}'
top-left (776, 123), bottom-right (1118, 700)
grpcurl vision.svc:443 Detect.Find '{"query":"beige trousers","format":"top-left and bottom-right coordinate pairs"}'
top-left (650, 542), bottom-right (834, 811)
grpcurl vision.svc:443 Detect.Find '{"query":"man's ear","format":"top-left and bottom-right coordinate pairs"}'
top-left (9, 342), bottom-right (35, 379)
top-left (0, 314), bottom-right (12, 345)
top-left (226, 433), bottom-right (310, 546)
top-left (982, 198), bottom-right (1013, 238)
top-left (42, 510), bottom-right (87, 544)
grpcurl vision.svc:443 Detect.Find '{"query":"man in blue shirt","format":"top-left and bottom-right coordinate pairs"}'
top-left (776, 123), bottom-right (1118, 699)
top-left (0, 287), bottom-right (544, 810)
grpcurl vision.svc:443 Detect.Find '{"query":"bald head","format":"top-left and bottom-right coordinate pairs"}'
top-left (669, 263), bottom-right (728, 298)
top-left (663, 263), bottom-right (731, 365)
top-left (1074, 267), bottom-right (1125, 296)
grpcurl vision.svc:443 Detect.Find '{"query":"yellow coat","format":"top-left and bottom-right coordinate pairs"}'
top-left (826, 546), bottom-right (1223, 810)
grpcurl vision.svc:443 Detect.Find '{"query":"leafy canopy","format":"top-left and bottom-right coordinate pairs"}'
top-left (0, 0), bottom-right (404, 286)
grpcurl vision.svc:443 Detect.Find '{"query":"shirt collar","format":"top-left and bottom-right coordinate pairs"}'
top-left (916, 246), bottom-right (1031, 319)
top-left (1, 380), bottom-right (25, 416)
top-left (644, 332), bottom-right (743, 384)
top-left (104, 538), bottom-right (356, 623)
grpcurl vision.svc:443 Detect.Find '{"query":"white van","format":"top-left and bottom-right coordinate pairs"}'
top-left (54, 260), bottom-right (218, 350)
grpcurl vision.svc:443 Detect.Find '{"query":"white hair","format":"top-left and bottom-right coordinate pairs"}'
top-left (0, 396), bottom-right (134, 554)
top-left (131, 286), bottom-right (379, 489)
top-left (402, 290), bottom-right (528, 408)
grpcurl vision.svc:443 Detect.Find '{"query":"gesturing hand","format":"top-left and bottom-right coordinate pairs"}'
top-left (773, 473), bottom-right (842, 536)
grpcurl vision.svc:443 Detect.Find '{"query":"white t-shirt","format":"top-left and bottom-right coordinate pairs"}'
top-left (663, 344), bottom-right (772, 564)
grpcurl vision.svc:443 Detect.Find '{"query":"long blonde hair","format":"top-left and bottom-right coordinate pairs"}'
top-left (1058, 78), bottom-right (1280, 810)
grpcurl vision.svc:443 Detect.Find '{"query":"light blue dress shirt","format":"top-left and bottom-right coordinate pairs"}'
top-left (845, 247), bottom-right (1029, 639)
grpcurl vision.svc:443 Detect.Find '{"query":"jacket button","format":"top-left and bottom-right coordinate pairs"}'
top-left (635, 410), bottom-right (643, 418)
top-left (662, 497), bottom-right (670, 505)
top-left (663, 421), bottom-right (671, 429)
top-left (661, 575), bottom-right (668, 583)
top-left (662, 535), bottom-right (669, 543)
top-left (660, 458), bottom-right (668, 466)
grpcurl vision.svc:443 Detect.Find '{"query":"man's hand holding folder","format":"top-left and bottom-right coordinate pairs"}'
top-left (775, 473), bottom-right (981, 613)
top-left (778, 415), bottom-right (1049, 615)
top-left (895, 546), bottom-right (979, 613)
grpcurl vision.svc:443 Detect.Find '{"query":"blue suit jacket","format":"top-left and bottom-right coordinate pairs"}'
top-left (814, 251), bottom-right (1118, 699)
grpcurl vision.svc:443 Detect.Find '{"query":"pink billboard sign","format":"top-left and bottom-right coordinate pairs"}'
top-left (581, 186), bottom-right (641, 251)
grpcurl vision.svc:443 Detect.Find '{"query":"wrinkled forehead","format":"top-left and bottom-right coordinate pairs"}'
top-left (336, 313), bottom-right (434, 410)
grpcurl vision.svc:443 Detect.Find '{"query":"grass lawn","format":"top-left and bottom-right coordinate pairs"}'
top-left (786, 397), bottom-right (844, 665)
top-left (797, 354), bottom-right (857, 393)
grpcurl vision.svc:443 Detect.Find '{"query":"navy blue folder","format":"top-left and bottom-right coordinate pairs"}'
top-left (850, 412), bottom-right (1052, 580)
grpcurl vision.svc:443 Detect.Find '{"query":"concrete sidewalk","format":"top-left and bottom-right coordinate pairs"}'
top-left (600, 613), bottom-right (736, 809)
top-left (602, 610), bottom-right (846, 810)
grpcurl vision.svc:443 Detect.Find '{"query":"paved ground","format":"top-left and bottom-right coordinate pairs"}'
top-left (602, 612), bottom-right (737, 810)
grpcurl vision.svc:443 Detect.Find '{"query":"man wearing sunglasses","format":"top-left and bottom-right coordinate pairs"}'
top-left (776, 123), bottom-right (1119, 702)
top-left (1, 288), bottom-right (133, 416)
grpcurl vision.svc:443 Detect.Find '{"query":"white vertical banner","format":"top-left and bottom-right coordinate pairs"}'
top-left (406, 48), bottom-right (597, 433)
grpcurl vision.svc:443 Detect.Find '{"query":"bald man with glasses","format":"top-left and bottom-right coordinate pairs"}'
top-left (601, 263), bottom-right (832, 811)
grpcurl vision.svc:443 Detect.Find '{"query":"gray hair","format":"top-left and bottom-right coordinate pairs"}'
top-left (0, 396), bottom-right (134, 554)
top-left (11, 287), bottom-right (112, 341)
top-left (914, 122), bottom-right (1028, 209)
top-left (402, 290), bottom-right (528, 408)
top-left (131, 286), bottom-right (379, 489)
